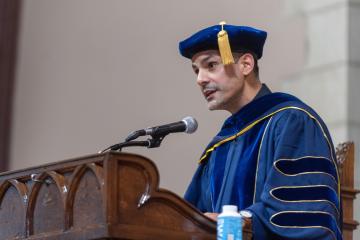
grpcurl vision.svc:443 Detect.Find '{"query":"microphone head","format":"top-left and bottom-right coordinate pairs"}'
top-left (182, 116), bottom-right (198, 134)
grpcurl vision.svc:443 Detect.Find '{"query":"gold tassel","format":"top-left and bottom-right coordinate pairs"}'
top-left (217, 21), bottom-right (234, 65)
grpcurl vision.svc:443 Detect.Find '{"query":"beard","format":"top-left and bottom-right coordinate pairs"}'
top-left (207, 95), bottom-right (225, 110)
top-left (202, 83), bottom-right (222, 110)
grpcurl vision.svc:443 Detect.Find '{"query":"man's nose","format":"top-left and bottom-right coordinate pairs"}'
top-left (196, 69), bottom-right (210, 86)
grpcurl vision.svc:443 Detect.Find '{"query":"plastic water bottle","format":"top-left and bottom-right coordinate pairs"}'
top-left (217, 205), bottom-right (242, 240)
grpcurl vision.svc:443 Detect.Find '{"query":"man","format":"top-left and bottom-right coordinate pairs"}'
top-left (179, 22), bottom-right (342, 240)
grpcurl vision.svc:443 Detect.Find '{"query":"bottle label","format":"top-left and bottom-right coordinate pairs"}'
top-left (217, 216), bottom-right (242, 240)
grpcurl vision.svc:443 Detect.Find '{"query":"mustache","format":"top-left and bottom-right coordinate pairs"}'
top-left (202, 84), bottom-right (219, 91)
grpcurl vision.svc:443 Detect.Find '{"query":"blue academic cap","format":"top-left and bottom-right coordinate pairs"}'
top-left (179, 22), bottom-right (267, 63)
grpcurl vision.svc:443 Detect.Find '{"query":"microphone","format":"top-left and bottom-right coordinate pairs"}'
top-left (125, 116), bottom-right (198, 142)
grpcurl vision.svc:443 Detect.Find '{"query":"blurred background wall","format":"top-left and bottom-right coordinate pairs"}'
top-left (1, 0), bottom-right (359, 237)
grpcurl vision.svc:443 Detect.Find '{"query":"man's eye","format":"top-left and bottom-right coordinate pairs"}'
top-left (193, 68), bottom-right (199, 75)
top-left (208, 62), bottom-right (218, 69)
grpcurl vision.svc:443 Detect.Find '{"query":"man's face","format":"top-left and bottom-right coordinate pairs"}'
top-left (191, 50), bottom-right (245, 113)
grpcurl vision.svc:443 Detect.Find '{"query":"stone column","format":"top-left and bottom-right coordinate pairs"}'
top-left (283, 1), bottom-right (360, 238)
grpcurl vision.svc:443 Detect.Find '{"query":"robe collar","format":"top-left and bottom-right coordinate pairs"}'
top-left (223, 84), bottom-right (272, 131)
top-left (204, 90), bottom-right (302, 154)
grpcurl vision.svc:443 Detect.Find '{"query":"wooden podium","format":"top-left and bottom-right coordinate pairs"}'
top-left (0, 152), bottom-right (252, 240)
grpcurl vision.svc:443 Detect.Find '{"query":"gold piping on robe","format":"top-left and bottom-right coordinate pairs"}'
top-left (252, 116), bottom-right (273, 204)
top-left (273, 156), bottom-right (338, 184)
top-left (269, 185), bottom-right (340, 217)
top-left (198, 106), bottom-right (340, 203)
top-left (270, 210), bottom-right (339, 240)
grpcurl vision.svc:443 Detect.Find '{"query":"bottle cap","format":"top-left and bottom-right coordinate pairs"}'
top-left (222, 205), bottom-right (238, 213)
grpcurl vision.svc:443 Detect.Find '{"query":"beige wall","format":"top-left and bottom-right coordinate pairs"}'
top-left (10, 1), bottom-right (360, 237)
top-left (10, 0), bottom-right (305, 196)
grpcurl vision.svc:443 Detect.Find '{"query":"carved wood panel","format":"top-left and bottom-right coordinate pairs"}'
top-left (0, 153), bottom-right (229, 240)
top-left (336, 142), bottom-right (360, 240)
top-left (0, 155), bottom-right (106, 239)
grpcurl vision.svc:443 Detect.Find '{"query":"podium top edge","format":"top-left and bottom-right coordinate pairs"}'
top-left (0, 151), bottom-right (151, 179)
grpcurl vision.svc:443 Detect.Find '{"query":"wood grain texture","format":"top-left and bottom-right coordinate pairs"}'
top-left (336, 142), bottom-right (360, 240)
top-left (0, 152), bottom-right (252, 239)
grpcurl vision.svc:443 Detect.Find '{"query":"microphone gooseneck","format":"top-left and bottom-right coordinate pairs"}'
top-left (100, 116), bottom-right (198, 152)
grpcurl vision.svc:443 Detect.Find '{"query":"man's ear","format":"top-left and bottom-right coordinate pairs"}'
top-left (238, 53), bottom-right (255, 76)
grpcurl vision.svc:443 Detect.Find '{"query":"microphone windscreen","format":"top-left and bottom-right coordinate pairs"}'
top-left (182, 116), bottom-right (198, 134)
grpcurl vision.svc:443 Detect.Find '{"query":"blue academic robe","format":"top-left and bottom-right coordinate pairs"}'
top-left (184, 93), bottom-right (342, 240)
